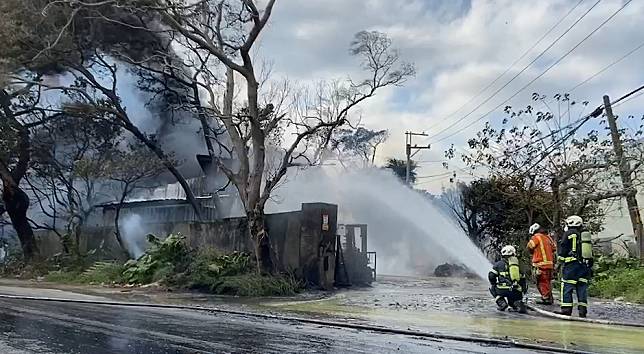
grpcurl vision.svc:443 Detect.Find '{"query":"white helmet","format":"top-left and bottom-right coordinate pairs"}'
top-left (565, 215), bottom-right (583, 228)
top-left (529, 223), bottom-right (541, 235)
top-left (501, 245), bottom-right (517, 256)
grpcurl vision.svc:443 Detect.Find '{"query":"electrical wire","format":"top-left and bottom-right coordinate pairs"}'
top-left (428, 0), bottom-right (602, 142)
top-left (425, 0), bottom-right (587, 132)
top-left (431, 0), bottom-right (632, 144)
top-left (568, 40), bottom-right (644, 93)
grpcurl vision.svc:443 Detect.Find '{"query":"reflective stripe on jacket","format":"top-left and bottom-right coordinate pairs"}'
top-left (527, 232), bottom-right (556, 269)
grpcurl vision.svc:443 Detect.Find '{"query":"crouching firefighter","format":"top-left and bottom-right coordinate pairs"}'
top-left (489, 245), bottom-right (528, 314)
top-left (558, 215), bottom-right (594, 317)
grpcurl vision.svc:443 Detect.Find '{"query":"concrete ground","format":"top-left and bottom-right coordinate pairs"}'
top-left (0, 286), bottom-right (543, 354)
top-left (1, 276), bottom-right (644, 353)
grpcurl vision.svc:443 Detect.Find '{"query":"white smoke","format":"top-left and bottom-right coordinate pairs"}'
top-left (119, 214), bottom-right (147, 259)
top-left (266, 166), bottom-right (492, 278)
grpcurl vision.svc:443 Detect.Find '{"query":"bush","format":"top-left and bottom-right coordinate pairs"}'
top-left (46, 262), bottom-right (125, 285)
top-left (211, 274), bottom-right (302, 297)
top-left (39, 233), bottom-right (303, 297)
top-left (589, 255), bottom-right (644, 303)
top-left (122, 233), bottom-right (191, 284)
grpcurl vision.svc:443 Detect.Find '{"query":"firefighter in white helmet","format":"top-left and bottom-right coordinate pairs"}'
top-left (558, 215), bottom-right (593, 317)
top-left (488, 245), bottom-right (528, 313)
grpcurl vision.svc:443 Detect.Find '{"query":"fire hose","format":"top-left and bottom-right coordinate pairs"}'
top-left (0, 293), bottom-right (590, 354)
top-left (527, 303), bottom-right (644, 328)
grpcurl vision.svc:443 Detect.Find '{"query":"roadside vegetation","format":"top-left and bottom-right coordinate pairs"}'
top-left (589, 256), bottom-right (644, 304)
top-left (4, 233), bottom-right (302, 297)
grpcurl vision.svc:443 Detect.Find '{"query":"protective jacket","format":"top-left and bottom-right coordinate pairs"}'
top-left (527, 232), bottom-right (556, 269)
top-left (488, 256), bottom-right (527, 294)
top-left (558, 227), bottom-right (593, 266)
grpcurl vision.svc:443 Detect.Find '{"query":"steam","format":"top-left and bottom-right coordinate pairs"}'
top-left (120, 214), bottom-right (147, 259)
top-left (266, 166), bottom-right (492, 278)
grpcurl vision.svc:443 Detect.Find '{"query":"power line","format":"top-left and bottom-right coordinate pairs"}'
top-left (568, 40), bottom-right (644, 92)
top-left (425, 0), bottom-right (586, 132)
top-left (494, 84), bottom-right (644, 175)
top-left (428, 0), bottom-right (602, 142)
top-left (431, 0), bottom-right (632, 144)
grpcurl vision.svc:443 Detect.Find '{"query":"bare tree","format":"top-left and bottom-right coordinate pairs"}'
top-left (142, 2), bottom-right (414, 272)
top-left (3, 0), bottom-right (414, 272)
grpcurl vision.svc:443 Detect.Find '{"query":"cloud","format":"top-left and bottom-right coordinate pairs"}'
top-left (257, 0), bottom-right (644, 192)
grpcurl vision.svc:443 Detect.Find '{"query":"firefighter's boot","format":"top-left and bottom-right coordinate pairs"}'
top-left (496, 297), bottom-right (508, 311)
top-left (579, 306), bottom-right (587, 318)
top-left (557, 307), bottom-right (573, 316)
top-left (514, 300), bottom-right (527, 314)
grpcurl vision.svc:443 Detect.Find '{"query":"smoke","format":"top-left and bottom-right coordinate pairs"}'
top-left (266, 166), bottom-right (492, 278)
top-left (119, 214), bottom-right (147, 259)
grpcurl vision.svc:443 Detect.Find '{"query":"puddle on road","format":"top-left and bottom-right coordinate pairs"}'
top-left (265, 297), bottom-right (644, 354)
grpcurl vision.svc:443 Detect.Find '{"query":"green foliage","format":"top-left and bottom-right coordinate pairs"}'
top-left (122, 233), bottom-right (190, 284)
top-left (46, 262), bottom-right (125, 285)
top-left (589, 255), bottom-right (644, 303)
top-left (385, 158), bottom-right (417, 183)
top-left (593, 255), bottom-right (641, 279)
top-left (120, 234), bottom-right (301, 296)
top-left (211, 274), bottom-right (302, 297)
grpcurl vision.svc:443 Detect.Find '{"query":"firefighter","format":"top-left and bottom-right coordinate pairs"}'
top-left (527, 223), bottom-right (556, 305)
top-left (488, 245), bottom-right (528, 314)
top-left (558, 215), bottom-right (594, 317)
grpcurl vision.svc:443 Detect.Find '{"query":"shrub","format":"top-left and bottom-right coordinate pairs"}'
top-left (211, 274), bottom-right (302, 297)
top-left (589, 255), bottom-right (644, 303)
top-left (39, 232), bottom-right (304, 297)
top-left (122, 233), bottom-right (190, 284)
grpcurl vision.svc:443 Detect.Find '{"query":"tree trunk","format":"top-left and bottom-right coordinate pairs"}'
top-left (1, 184), bottom-right (39, 260)
top-left (247, 207), bottom-right (273, 274)
top-left (113, 188), bottom-right (130, 259)
top-left (550, 178), bottom-right (563, 242)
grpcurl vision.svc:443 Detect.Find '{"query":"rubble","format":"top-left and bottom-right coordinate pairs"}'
top-left (434, 263), bottom-right (477, 278)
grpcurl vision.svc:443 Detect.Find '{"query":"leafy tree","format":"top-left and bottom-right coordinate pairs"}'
top-left (331, 127), bottom-right (389, 166)
top-left (385, 158), bottom-right (418, 183)
top-left (451, 93), bottom-right (643, 238)
top-left (443, 177), bottom-right (603, 258)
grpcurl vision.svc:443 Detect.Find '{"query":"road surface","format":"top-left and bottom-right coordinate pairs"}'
top-left (0, 297), bottom-right (545, 354)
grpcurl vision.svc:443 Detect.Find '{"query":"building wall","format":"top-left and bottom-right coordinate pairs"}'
top-left (34, 203), bottom-right (337, 289)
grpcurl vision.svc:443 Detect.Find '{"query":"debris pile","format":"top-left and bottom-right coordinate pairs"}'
top-left (433, 263), bottom-right (477, 278)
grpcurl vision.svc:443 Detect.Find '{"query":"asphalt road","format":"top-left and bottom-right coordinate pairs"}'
top-left (0, 298), bottom-right (544, 354)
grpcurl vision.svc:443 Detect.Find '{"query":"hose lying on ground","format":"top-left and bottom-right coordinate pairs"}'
top-left (527, 304), bottom-right (644, 328)
top-left (0, 293), bottom-right (588, 354)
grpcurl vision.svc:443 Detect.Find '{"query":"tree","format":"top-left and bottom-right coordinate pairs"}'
top-left (1, 1), bottom-right (414, 272)
top-left (453, 93), bottom-right (644, 239)
top-left (385, 158), bottom-right (418, 184)
top-left (331, 127), bottom-right (389, 167)
top-left (0, 88), bottom-right (40, 260)
top-left (126, 2), bottom-right (414, 273)
top-left (442, 176), bottom-right (604, 258)
top-left (0, 0), bottom-right (206, 220)
top-left (102, 145), bottom-right (165, 257)
top-left (26, 114), bottom-right (122, 255)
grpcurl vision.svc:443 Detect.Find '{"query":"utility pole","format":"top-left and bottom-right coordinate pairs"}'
top-left (604, 95), bottom-right (644, 259)
top-left (405, 131), bottom-right (430, 185)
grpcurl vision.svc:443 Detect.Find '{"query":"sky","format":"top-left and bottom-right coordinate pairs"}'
top-left (254, 0), bottom-right (644, 193)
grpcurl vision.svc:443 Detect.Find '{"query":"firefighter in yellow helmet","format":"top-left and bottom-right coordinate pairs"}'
top-left (558, 215), bottom-right (593, 317)
top-left (488, 245), bottom-right (528, 313)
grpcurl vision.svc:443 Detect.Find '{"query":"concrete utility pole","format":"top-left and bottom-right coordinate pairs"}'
top-left (405, 131), bottom-right (430, 185)
top-left (604, 95), bottom-right (644, 259)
